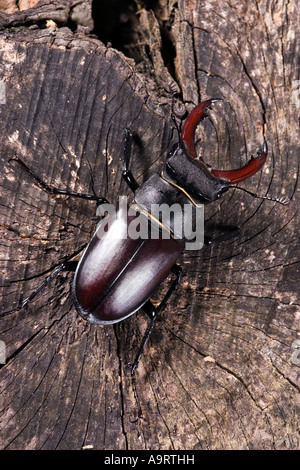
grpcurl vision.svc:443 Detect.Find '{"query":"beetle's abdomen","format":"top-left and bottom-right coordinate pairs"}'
top-left (72, 204), bottom-right (182, 325)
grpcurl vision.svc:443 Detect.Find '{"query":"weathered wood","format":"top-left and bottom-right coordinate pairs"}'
top-left (0, 0), bottom-right (299, 450)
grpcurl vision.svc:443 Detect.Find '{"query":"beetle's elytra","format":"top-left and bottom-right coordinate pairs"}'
top-left (4, 97), bottom-right (288, 420)
top-left (73, 202), bottom-right (183, 325)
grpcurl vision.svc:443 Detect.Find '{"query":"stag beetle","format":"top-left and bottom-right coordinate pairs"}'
top-left (3, 95), bottom-right (288, 420)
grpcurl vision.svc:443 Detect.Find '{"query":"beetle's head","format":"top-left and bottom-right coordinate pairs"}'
top-left (165, 144), bottom-right (229, 204)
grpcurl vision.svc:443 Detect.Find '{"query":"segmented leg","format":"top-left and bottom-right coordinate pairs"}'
top-left (10, 157), bottom-right (109, 205)
top-left (1, 260), bottom-right (78, 318)
top-left (204, 226), bottom-right (241, 246)
top-left (5, 159), bottom-right (111, 316)
top-left (122, 128), bottom-right (139, 192)
top-left (131, 264), bottom-right (182, 422)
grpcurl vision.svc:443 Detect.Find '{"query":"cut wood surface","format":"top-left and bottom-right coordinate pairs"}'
top-left (0, 0), bottom-right (299, 450)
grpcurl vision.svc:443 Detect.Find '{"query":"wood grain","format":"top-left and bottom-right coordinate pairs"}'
top-left (0, 0), bottom-right (299, 450)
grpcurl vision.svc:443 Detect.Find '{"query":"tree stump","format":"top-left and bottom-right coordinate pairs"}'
top-left (0, 0), bottom-right (299, 450)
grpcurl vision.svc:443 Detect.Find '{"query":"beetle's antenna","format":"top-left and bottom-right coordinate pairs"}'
top-left (169, 83), bottom-right (186, 142)
top-left (231, 185), bottom-right (290, 205)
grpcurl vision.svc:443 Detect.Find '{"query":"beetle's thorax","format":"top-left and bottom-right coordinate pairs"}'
top-left (133, 144), bottom-right (228, 241)
top-left (134, 144), bottom-right (228, 210)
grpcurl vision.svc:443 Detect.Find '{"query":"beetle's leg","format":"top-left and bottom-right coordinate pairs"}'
top-left (131, 264), bottom-right (182, 422)
top-left (10, 157), bottom-right (108, 206)
top-left (122, 128), bottom-right (139, 193)
top-left (0, 260), bottom-right (78, 318)
top-left (204, 226), bottom-right (241, 246)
